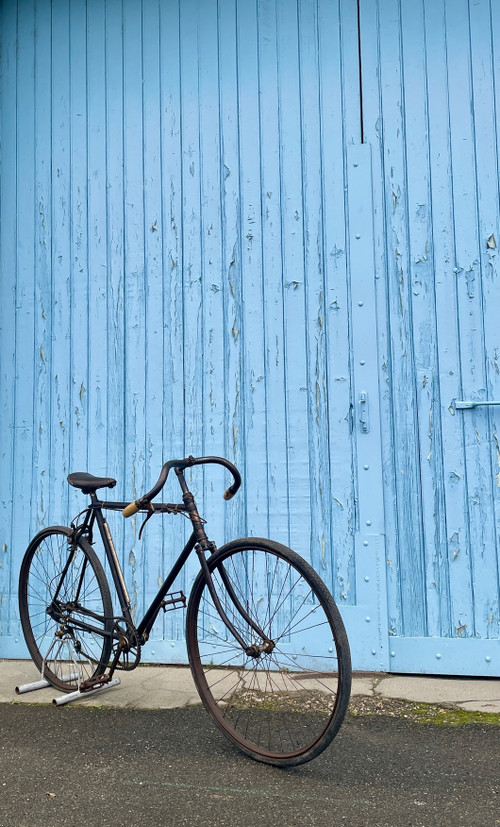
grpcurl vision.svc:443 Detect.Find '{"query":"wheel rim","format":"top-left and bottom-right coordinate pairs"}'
top-left (189, 544), bottom-right (347, 762)
top-left (21, 530), bottom-right (111, 690)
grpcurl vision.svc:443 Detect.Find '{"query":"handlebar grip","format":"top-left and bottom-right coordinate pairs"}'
top-left (122, 501), bottom-right (140, 518)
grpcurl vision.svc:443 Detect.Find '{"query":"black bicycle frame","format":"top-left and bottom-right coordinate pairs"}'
top-left (87, 497), bottom-right (196, 645)
top-left (74, 476), bottom-right (269, 653)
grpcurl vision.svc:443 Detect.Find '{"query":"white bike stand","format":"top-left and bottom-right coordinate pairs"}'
top-left (15, 636), bottom-right (121, 705)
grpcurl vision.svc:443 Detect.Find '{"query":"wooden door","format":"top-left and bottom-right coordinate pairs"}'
top-left (0, 0), bottom-right (387, 668)
top-left (360, 0), bottom-right (500, 675)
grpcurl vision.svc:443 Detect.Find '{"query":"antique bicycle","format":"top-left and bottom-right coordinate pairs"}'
top-left (18, 455), bottom-right (351, 767)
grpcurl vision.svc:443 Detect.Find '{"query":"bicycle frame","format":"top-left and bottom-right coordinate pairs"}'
top-left (68, 465), bottom-right (269, 656)
top-left (68, 494), bottom-right (194, 647)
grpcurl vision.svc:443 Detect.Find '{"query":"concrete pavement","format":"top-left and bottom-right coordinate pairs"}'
top-left (1, 659), bottom-right (500, 714)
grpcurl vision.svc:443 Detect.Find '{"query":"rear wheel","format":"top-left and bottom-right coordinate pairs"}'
top-left (187, 538), bottom-right (351, 767)
top-left (19, 526), bottom-right (113, 692)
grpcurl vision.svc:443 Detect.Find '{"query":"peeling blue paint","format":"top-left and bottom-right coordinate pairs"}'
top-left (1, 0), bottom-right (498, 675)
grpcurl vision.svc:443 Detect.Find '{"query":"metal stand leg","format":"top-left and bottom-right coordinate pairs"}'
top-left (16, 677), bottom-right (51, 694)
top-left (52, 678), bottom-right (121, 706)
top-left (15, 673), bottom-right (79, 695)
top-left (16, 635), bottom-right (122, 705)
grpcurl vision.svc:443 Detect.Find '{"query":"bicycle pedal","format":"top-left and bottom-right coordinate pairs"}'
top-left (160, 591), bottom-right (186, 612)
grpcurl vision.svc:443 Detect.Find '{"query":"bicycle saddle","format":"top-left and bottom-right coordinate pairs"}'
top-left (67, 472), bottom-right (117, 494)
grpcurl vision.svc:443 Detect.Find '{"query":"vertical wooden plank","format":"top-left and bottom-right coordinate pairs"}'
top-left (398, 0), bottom-right (444, 639)
top-left (318, 0), bottom-right (357, 603)
top-left (32, 0), bottom-right (53, 532)
top-left (444, 0), bottom-right (487, 638)
top-left (141, 0), bottom-right (165, 619)
top-left (176, 0), bottom-right (208, 610)
top-left (11, 0), bottom-right (36, 590)
top-left (416, 0), bottom-right (460, 642)
top-left (177, 0), bottom-right (212, 632)
top-left (346, 144), bottom-right (389, 667)
top-left (358, 0), bottom-right (401, 635)
top-left (486, 0), bottom-right (500, 639)
top-left (197, 0), bottom-right (226, 542)
top-left (90, 2), bottom-right (117, 610)
top-left (15, 0), bottom-right (36, 529)
top-left (297, 0), bottom-right (332, 579)
top-left (104, 0), bottom-right (125, 489)
top-left (158, 0), bottom-right (189, 648)
top-left (256, 0), bottom-right (288, 546)
top-left (218, 0), bottom-right (246, 543)
top-left (159, 0), bottom-right (184, 461)
top-left (9, 0), bottom-right (36, 645)
top-left (375, 0), bottom-right (427, 638)
top-left (236, 0), bottom-right (268, 539)
top-left (461, 0), bottom-right (500, 639)
top-left (0, 0), bottom-right (19, 634)
top-left (86, 0), bottom-right (119, 597)
top-left (86, 0), bottom-right (108, 479)
top-left (122, 0), bottom-right (147, 620)
top-left (68, 0), bottom-right (89, 519)
top-left (339, 0), bottom-right (362, 144)
top-left (179, 0), bottom-right (202, 468)
top-left (275, 0), bottom-right (310, 555)
top-left (51, 0), bottom-right (72, 522)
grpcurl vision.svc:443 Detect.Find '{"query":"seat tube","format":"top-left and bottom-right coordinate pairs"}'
top-left (93, 497), bottom-right (132, 613)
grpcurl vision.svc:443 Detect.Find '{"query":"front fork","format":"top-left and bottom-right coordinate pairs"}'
top-left (195, 542), bottom-right (274, 657)
top-left (176, 470), bottom-right (274, 658)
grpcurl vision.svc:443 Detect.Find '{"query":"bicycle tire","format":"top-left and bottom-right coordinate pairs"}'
top-left (19, 526), bottom-right (113, 692)
top-left (186, 538), bottom-right (351, 767)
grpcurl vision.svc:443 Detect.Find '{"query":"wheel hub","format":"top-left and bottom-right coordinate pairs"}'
top-left (245, 640), bottom-right (275, 659)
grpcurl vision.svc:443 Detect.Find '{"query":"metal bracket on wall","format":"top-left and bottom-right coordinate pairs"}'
top-left (453, 399), bottom-right (500, 411)
top-left (358, 391), bottom-right (369, 433)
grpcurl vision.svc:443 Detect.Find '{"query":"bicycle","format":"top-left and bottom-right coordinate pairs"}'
top-left (18, 455), bottom-right (351, 767)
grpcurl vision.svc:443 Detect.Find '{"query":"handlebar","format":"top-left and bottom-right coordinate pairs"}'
top-left (122, 455), bottom-right (241, 517)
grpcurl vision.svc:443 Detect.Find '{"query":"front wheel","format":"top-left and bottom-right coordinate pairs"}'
top-left (187, 538), bottom-right (351, 767)
top-left (19, 526), bottom-right (113, 692)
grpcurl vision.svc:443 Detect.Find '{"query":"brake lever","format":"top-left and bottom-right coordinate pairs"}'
top-left (138, 502), bottom-right (155, 540)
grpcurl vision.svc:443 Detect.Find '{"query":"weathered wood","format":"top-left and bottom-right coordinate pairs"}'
top-left (26, 0), bottom-right (500, 674)
top-left (360, 0), bottom-right (500, 673)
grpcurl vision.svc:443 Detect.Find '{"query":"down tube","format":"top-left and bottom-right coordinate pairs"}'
top-left (137, 532), bottom-right (197, 640)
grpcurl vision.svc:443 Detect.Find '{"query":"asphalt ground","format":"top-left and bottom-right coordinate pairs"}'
top-left (1, 703), bottom-right (498, 827)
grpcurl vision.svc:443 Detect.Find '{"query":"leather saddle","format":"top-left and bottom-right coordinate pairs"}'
top-left (67, 472), bottom-right (117, 495)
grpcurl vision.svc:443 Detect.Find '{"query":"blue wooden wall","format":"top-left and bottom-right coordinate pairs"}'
top-left (360, 0), bottom-right (500, 674)
top-left (1, 0), bottom-right (499, 675)
top-left (1, 0), bottom-right (388, 668)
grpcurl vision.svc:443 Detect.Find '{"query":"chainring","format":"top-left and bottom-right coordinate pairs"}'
top-left (112, 620), bottom-right (142, 671)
